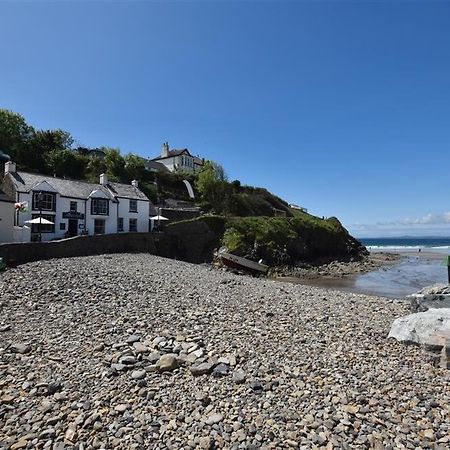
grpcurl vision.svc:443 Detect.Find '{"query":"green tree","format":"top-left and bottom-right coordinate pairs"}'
top-left (27, 129), bottom-right (74, 174)
top-left (196, 160), bottom-right (229, 213)
top-left (103, 147), bottom-right (126, 181)
top-left (0, 109), bottom-right (34, 162)
top-left (45, 149), bottom-right (88, 179)
top-left (85, 156), bottom-right (107, 182)
top-left (124, 153), bottom-right (146, 182)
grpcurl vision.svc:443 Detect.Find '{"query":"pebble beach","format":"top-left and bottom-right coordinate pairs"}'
top-left (1, 253), bottom-right (449, 449)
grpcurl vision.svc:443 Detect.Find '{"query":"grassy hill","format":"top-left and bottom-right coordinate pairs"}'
top-left (164, 213), bottom-right (367, 265)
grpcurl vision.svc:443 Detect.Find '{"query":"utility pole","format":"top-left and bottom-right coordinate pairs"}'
top-left (37, 191), bottom-right (43, 242)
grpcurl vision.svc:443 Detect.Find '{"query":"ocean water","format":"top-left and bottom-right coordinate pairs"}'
top-left (292, 238), bottom-right (450, 299)
top-left (352, 237), bottom-right (450, 298)
top-left (360, 237), bottom-right (450, 253)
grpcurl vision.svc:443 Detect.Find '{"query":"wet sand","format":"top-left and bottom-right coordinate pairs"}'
top-left (279, 250), bottom-right (450, 299)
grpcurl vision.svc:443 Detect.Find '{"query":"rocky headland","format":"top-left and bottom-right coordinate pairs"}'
top-left (1, 254), bottom-right (449, 449)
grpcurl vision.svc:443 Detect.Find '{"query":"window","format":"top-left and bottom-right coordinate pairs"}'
top-left (129, 199), bottom-right (137, 213)
top-left (31, 214), bottom-right (55, 233)
top-left (32, 192), bottom-right (56, 211)
top-left (129, 218), bottom-right (137, 232)
top-left (60, 223), bottom-right (66, 230)
top-left (94, 219), bottom-right (105, 234)
top-left (118, 217), bottom-right (124, 232)
top-left (70, 201), bottom-right (77, 212)
top-left (91, 198), bottom-right (109, 215)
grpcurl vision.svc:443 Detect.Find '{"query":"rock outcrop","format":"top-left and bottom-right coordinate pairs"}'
top-left (409, 283), bottom-right (450, 312)
top-left (388, 308), bottom-right (450, 349)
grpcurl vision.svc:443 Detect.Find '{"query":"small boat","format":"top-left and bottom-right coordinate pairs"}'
top-left (218, 251), bottom-right (269, 275)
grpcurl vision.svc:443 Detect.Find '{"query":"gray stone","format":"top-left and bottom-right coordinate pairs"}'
top-left (156, 354), bottom-right (179, 372)
top-left (389, 308), bottom-right (450, 348)
top-left (131, 370), bottom-right (146, 380)
top-left (206, 413), bottom-right (224, 425)
top-left (126, 334), bottom-right (141, 344)
top-left (232, 369), bottom-right (246, 384)
top-left (410, 293), bottom-right (450, 313)
top-left (111, 363), bottom-right (127, 372)
top-left (119, 355), bottom-right (136, 365)
top-left (10, 343), bottom-right (31, 354)
top-left (190, 362), bottom-right (214, 376)
top-left (147, 352), bottom-right (161, 363)
top-left (212, 363), bottom-right (229, 377)
top-left (133, 342), bottom-right (148, 354)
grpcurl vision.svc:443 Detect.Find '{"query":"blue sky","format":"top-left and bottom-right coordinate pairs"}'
top-left (1, 1), bottom-right (450, 237)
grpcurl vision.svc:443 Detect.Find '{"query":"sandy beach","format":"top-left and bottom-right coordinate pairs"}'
top-left (1, 253), bottom-right (449, 449)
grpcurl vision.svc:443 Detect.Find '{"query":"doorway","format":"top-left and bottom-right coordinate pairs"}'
top-left (68, 219), bottom-right (78, 237)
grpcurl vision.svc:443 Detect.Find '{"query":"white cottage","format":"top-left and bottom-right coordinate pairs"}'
top-left (149, 142), bottom-right (203, 174)
top-left (0, 189), bottom-right (14, 243)
top-left (2, 162), bottom-right (152, 242)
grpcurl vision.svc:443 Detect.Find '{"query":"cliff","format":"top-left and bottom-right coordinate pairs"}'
top-left (164, 213), bottom-right (367, 265)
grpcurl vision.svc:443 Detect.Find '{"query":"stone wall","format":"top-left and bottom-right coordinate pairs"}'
top-left (0, 233), bottom-right (176, 266)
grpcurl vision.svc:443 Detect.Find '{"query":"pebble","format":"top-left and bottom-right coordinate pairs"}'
top-left (10, 343), bottom-right (31, 354)
top-left (190, 362), bottom-right (214, 376)
top-left (131, 370), bottom-right (146, 380)
top-left (0, 253), bottom-right (448, 449)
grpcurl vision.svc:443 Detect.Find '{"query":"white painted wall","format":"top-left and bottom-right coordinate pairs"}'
top-left (0, 201), bottom-right (14, 243)
top-left (14, 192), bottom-right (151, 241)
top-left (117, 198), bottom-right (149, 232)
top-left (157, 155), bottom-right (196, 173)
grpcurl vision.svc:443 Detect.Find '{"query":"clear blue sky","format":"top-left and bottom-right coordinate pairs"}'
top-left (1, 1), bottom-right (450, 237)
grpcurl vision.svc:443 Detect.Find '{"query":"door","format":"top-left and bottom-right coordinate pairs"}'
top-left (68, 219), bottom-right (78, 237)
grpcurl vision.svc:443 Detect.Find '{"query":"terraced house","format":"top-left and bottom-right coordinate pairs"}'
top-left (2, 161), bottom-right (152, 242)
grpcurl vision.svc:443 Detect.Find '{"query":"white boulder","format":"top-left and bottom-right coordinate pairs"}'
top-left (389, 308), bottom-right (450, 348)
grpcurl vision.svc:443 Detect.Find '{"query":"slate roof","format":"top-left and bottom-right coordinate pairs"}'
top-left (7, 172), bottom-right (149, 201)
top-left (145, 160), bottom-right (170, 172)
top-left (0, 189), bottom-right (14, 203)
top-left (152, 148), bottom-right (191, 161)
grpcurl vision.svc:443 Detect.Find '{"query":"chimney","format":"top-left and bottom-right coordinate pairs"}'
top-left (161, 142), bottom-right (169, 157)
top-left (4, 161), bottom-right (16, 174)
top-left (131, 179), bottom-right (138, 188)
top-left (100, 173), bottom-right (108, 185)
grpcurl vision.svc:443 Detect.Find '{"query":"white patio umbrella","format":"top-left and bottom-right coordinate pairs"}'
top-left (24, 217), bottom-right (55, 225)
top-left (150, 214), bottom-right (169, 231)
top-left (150, 215), bottom-right (169, 221)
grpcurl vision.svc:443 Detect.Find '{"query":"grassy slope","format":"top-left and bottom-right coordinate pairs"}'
top-left (165, 212), bottom-right (366, 265)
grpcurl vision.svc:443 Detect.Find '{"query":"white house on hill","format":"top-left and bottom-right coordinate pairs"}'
top-left (148, 142), bottom-right (203, 174)
top-left (2, 161), bottom-right (152, 242)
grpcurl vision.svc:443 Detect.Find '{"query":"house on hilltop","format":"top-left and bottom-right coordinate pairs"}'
top-left (147, 142), bottom-right (203, 174)
top-left (2, 161), bottom-right (152, 242)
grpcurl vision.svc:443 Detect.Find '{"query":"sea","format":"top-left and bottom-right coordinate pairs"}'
top-left (360, 237), bottom-right (450, 253)
top-left (302, 237), bottom-right (450, 299)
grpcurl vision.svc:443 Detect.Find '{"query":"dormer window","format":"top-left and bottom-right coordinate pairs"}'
top-left (32, 191), bottom-right (56, 211)
top-left (91, 198), bottom-right (109, 215)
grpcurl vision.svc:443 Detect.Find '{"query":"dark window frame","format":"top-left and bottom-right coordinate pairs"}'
top-left (129, 199), bottom-right (138, 213)
top-left (91, 198), bottom-right (109, 216)
top-left (32, 191), bottom-right (56, 212)
top-left (70, 201), bottom-right (77, 212)
top-left (129, 218), bottom-right (137, 232)
top-left (94, 219), bottom-right (106, 234)
top-left (118, 217), bottom-right (124, 232)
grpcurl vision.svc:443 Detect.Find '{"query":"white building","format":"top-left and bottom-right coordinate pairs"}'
top-left (148, 142), bottom-right (203, 174)
top-left (0, 189), bottom-right (14, 243)
top-left (2, 162), bottom-right (152, 242)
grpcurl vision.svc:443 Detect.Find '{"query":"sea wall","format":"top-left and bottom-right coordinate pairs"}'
top-left (0, 233), bottom-right (176, 266)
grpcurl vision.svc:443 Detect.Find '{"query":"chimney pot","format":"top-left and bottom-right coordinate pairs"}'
top-left (131, 179), bottom-right (138, 188)
top-left (100, 173), bottom-right (108, 185)
top-left (4, 161), bottom-right (16, 174)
